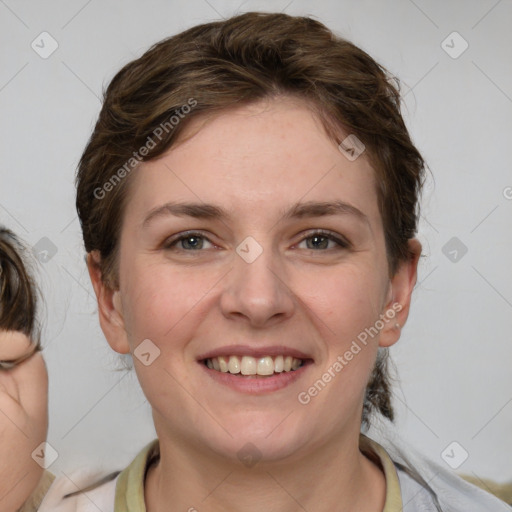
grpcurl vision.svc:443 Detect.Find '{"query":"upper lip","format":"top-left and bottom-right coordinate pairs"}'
top-left (197, 345), bottom-right (314, 361)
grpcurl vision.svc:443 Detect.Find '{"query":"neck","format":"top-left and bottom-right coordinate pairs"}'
top-left (145, 429), bottom-right (386, 512)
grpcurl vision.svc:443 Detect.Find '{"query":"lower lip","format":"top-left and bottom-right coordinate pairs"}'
top-left (199, 361), bottom-right (312, 394)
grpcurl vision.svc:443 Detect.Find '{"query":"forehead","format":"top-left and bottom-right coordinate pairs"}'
top-left (128, 97), bottom-right (381, 226)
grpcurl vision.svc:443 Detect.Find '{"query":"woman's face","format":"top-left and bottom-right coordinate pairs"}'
top-left (92, 97), bottom-right (418, 463)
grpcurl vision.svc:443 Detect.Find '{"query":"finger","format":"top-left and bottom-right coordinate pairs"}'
top-left (13, 353), bottom-right (48, 432)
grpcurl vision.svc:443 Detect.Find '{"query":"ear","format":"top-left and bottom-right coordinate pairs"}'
top-left (378, 239), bottom-right (422, 348)
top-left (86, 251), bottom-right (130, 354)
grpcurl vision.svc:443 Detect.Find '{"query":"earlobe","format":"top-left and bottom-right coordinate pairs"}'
top-left (379, 239), bottom-right (422, 348)
top-left (86, 251), bottom-right (131, 355)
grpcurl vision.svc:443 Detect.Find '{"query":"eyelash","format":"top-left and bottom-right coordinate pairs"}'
top-left (298, 230), bottom-right (350, 250)
top-left (163, 230), bottom-right (350, 252)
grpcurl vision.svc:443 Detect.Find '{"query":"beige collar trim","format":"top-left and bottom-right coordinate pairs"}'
top-left (114, 435), bottom-right (402, 511)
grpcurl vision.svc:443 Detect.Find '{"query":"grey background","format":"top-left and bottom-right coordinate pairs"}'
top-left (0, 0), bottom-right (511, 483)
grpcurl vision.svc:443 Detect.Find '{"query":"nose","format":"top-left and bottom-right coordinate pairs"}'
top-left (219, 242), bottom-right (296, 328)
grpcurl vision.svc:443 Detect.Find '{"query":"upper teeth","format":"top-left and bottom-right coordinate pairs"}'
top-left (205, 355), bottom-right (303, 375)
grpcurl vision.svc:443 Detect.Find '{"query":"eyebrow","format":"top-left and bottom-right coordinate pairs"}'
top-left (281, 200), bottom-right (369, 225)
top-left (142, 200), bottom-right (369, 228)
top-left (143, 203), bottom-right (227, 227)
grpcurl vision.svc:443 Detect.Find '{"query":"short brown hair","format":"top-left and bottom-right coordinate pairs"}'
top-left (76, 11), bottom-right (426, 424)
top-left (0, 228), bottom-right (41, 347)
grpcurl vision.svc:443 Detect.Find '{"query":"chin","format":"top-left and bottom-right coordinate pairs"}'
top-left (199, 414), bottom-right (312, 465)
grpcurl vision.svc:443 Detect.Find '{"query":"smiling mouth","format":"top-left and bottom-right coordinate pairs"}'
top-left (203, 355), bottom-right (311, 377)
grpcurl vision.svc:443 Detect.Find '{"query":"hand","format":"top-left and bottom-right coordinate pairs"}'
top-left (0, 331), bottom-right (48, 512)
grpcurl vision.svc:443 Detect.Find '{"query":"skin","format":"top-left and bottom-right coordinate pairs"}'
top-left (0, 331), bottom-right (48, 512)
top-left (88, 96), bottom-right (421, 512)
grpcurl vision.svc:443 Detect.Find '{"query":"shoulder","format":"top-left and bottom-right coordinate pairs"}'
top-left (392, 453), bottom-right (512, 512)
top-left (18, 471), bottom-right (56, 512)
top-left (362, 433), bottom-right (511, 511)
top-left (38, 470), bottom-right (118, 512)
top-left (394, 464), bottom-right (439, 510)
top-left (361, 434), bottom-right (438, 511)
top-left (38, 440), bottom-right (158, 512)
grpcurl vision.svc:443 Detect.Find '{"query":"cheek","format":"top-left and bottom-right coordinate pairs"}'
top-left (297, 265), bottom-right (385, 396)
top-left (121, 262), bottom-right (218, 345)
top-left (301, 264), bottom-right (385, 338)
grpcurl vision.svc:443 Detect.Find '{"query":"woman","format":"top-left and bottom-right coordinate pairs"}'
top-left (41, 11), bottom-right (508, 511)
top-left (0, 227), bottom-right (53, 512)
